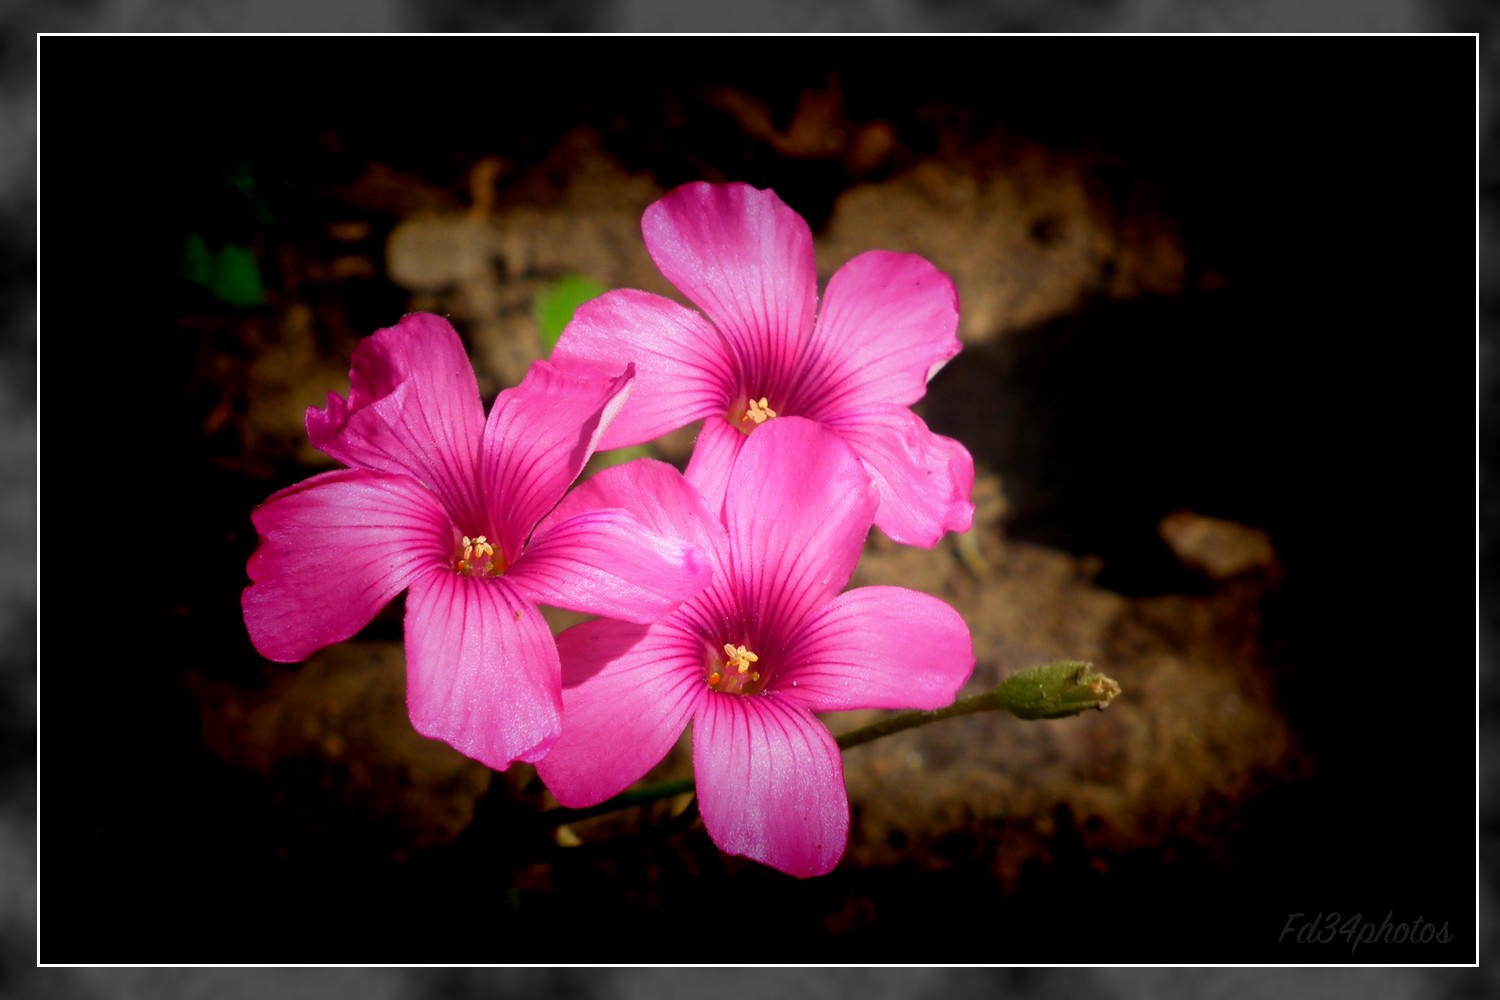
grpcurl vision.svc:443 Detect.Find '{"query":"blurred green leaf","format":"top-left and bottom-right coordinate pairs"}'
top-left (179, 232), bottom-right (212, 287)
top-left (179, 233), bottom-right (265, 307)
top-left (582, 444), bottom-right (654, 480)
top-left (534, 274), bottom-right (606, 356)
top-left (210, 242), bottom-right (266, 307)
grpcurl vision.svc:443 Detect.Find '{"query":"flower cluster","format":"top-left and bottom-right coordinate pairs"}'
top-left (244, 182), bottom-right (976, 877)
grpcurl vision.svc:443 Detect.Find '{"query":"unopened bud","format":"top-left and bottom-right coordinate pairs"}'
top-left (995, 660), bottom-right (1120, 720)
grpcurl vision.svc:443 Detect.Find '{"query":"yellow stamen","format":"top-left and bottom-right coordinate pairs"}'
top-left (456, 534), bottom-right (503, 577)
top-left (741, 397), bottom-right (777, 425)
top-left (723, 643), bottom-right (759, 674)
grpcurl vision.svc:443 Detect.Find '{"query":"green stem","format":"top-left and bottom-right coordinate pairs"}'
top-left (528, 776), bottom-right (695, 830)
top-left (530, 660), bottom-right (1118, 832)
top-left (832, 687), bottom-right (1009, 751)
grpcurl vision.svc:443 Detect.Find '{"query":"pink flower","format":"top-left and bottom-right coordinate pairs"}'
top-left (242, 314), bottom-right (711, 771)
top-left (535, 418), bottom-right (975, 877)
top-left (552, 181), bottom-right (975, 548)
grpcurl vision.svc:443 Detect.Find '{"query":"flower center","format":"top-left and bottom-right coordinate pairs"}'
top-left (733, 395), bottom-right (778, 434)
top-left (705, 642), bottom-right (768, 696)
top-left (453, 534), bottom-right (506, 577)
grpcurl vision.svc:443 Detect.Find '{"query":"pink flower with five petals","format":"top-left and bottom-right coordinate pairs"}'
top-left (242, 313), bottom-right (711, 771)
top-left (535, 418), bottom-right (975, 877)
top-left (553, 181), bottom-right (975, 548)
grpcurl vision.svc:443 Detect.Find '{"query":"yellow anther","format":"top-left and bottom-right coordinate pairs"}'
top-left (457, 534), bottom-right (502, 577)
top-left (741, 397), bottom-right (777, 425)
top-left (708, 671), bottom-right (723, 688)
top-left (723, 643), bottom-right (759, 674)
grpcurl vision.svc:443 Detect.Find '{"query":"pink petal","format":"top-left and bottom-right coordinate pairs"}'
top-left (793, 251), bottom-right (962, 418)
top-left (537, 457), bottom-right (741, 642)
top-left (682, 414), bottom-right (747, 518)
top-left (305, 314), bottom-right (488, 528)
top-left (480, 360), bottom-right (633, 560)
top-left (823, 404), bottom-right (975, 548)
top-left (552, 289), bottom-right (737, 450)
top-left (777, 586), bottom-right (975, 712)
top-left (642, 182), bottom-right (817, 401)
top-left (724, 418), bottom-right (878, 638)
top-left (404, 570), bottom-right (562, 770)
top-left (539, 457), bottom-right (733, 592)
top-left (693, 691), bottom-right (849, 878)
top-left (535, 618), bottom-right (703, 807)
top-left (506, 508), bottom-right (712, 624)
top-left (242, 469), bottom-right (449, 663)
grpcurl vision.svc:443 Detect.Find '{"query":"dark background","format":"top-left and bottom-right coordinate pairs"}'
top-left (36, 38), bottom-right (1475, 965)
